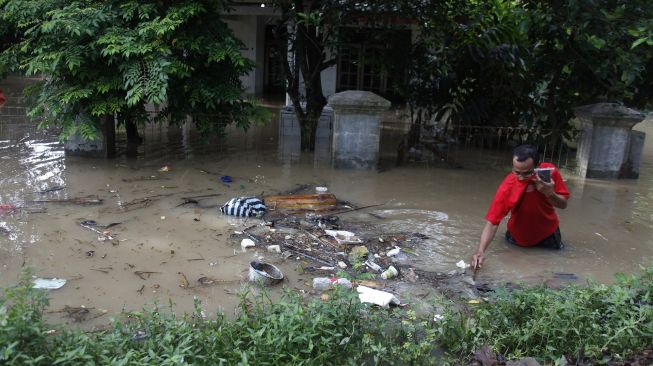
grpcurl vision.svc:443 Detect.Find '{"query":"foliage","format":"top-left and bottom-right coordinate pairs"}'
top-left (3, 266), bottom-right (653, 364)
top-left (401, 0), bottom-right (653, 150)
top-left (0, 0), bottom-right (267, 142)
top-left (437, 265), bottom-right (653, 364)
top-left (0, 282), bottom-right (441, 365)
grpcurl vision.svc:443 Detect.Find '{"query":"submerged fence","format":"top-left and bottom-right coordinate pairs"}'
top-left (421, 125), bottom-right (582, 172)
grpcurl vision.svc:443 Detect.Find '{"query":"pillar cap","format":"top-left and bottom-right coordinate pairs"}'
top-left (573, 103), bottom-right (646, 127)
top-left (328, 90), bottom-right (391, 112)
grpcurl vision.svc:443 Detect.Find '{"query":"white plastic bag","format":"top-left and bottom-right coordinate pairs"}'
top-left (357, 286), bottom-right (400, 307)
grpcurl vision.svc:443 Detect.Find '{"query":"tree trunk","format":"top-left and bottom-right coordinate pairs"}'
top-left (103, 114), bottom-right (116, 159)
top-left (125, 119), bottom-right (141, 157)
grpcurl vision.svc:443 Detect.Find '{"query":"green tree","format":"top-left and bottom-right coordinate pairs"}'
top-left (522, 0), bottom-right (653, 139)
top-left (0, 0), bottom-right (267, 155)
top-left (398, 0), bottom-right (653, 155)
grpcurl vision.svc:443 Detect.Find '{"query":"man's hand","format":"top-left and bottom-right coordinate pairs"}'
top-left (533, 173), bottom-right (555, 197)
top-left (471, 251), bottom-right (485, 269)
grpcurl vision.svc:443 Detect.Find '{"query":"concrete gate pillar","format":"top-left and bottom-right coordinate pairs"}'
top-left (328, 90), bottom-right (390, 169)
top-left (574, 103), bottom-right (646, 179)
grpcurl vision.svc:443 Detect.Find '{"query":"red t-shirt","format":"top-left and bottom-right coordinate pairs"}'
top-left (0, 89), bottom-right (6, 107)
top-left (485, 162), bottom-right (570, 246)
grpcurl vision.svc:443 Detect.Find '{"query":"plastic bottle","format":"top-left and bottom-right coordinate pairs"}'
top-left (312, 277), bottom-right (353, 291)
top-left (381, 266), bottom-right (399, 280)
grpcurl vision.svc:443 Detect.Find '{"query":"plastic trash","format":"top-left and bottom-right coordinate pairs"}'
top-left (357, 286), bottom-right (400, 307)
top-left (324, 230), bottom-right (363, 245)
top-left (386, 247), bottom-right (401, 257)
top-left (241, 238), bottom-right (256, 250)
top-left (312, 277), bottom-right (353, 291)
top-left (221, 197), bottom-right (266, 217)
top-left (315, 186), bottom-right (328, 193)
top-left (364, 260), bottom-right (382, 272)
top-left (33, 278), bottom-right (66, 290)
top-left (456, 260), bottom-right (470, 269)
top-left (267, 245), bottom-right (281, 253)
top-left (220, 175), bottom-right (233, 183)
top-left (337, 261), bottom-right (348, 269)
top-left (380, 266), bottom-right (399, 280)
top-left (248, 261), bottom-right (284, 285)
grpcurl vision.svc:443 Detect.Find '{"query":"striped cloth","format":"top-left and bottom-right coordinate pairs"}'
top-left (220, 197), bottom-right (266, 217)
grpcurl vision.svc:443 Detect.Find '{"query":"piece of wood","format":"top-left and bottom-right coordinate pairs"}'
top-left (263, 194), bottom-right (337, 210)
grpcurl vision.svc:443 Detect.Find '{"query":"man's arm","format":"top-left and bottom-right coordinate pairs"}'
top-left (471, 221), bottom-right (499, 269)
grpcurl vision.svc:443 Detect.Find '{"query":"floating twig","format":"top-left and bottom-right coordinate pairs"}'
top-left (134, 271), bottom-right (160, 280)
top-left (178, 272), bottom-right (192, 289)
top-left (25, 195), bottom-right (103, 205)
top-left (122, 176), bottom-right (170, 183)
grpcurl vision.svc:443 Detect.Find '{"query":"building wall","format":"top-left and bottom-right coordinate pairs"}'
top-left (225, 16), bottom-right (258, 95)
top-left (225, 11), bottom-right (338, 100)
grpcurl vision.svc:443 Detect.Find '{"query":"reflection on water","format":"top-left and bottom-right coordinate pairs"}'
top-left (1, 84), bottom-right (653, 325)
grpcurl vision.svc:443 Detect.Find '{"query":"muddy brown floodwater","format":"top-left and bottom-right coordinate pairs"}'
top-left (1, 94), bottom-right (653, 328)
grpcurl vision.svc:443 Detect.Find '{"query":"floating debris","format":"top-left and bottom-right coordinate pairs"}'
top-left (33, 278), bottom-right (66, 290)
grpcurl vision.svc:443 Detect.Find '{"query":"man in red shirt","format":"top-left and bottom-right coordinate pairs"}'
top-left (471, 144), bottom-right (570, 269)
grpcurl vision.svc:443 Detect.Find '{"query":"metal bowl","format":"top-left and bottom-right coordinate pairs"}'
top-left (248, 261), bottom-right (284, 286)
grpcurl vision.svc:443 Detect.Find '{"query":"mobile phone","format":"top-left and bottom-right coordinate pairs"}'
top-left (534, 168), bottom-right (553, 183)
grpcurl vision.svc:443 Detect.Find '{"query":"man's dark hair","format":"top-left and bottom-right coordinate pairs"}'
top-left (513, 144), bottom-right (539, 166)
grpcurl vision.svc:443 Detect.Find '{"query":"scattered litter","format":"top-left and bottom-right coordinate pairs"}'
top-left (313, 277), bottom-right (353, 291)
top-left (318, 266), bottom-right (335, 271)
top-left (337, 261), bottom-right (348, 269)
top-left (468, 299), bottom-right (481, 304)
top-left (364, 260), bottom-right (382, 272)
top-left (324, 230), bottom-right (363, 245)
top-left (220, 197), bottom-right (266, 217)
top-left (85, 250), bottom-right (95, 257)
top-left (456, 260), bottom-right (470, 269)
top-left (595, 232), bottom-right (609, 241)
top-left (266, 245), bottom-right (281, 253)
top-left (158, 165), bottom-right (171, 172)
top-left (241, 238), bottom-right (256, 250)
top-left (315, 186), bottom-right (328, 193)
top-left (433, 314), bottom-right (444, 321)
top-left (357, 286), bottom-right (400, 308)
top-left (220, 175), bottom-right (233, 183)
top-left (381, 266), bottom-right (399, 280)
top-left (33, 278), bottom-right (66, 290)
top-left (234, 231), bottom-right (243, 235)
top-left (386, 247), bottom-right (401, 257)
top-left (160, 216), bottom-right (166, 220)
top-left (248, 261), bottom-right (284, 286)
top-left (132, 330), bottom-right (148, 341)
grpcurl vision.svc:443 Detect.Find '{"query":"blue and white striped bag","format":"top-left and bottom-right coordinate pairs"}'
top-left (220, 197), bottom-right (266, 217)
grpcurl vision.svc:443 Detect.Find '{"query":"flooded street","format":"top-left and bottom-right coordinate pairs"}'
top-left (1, 87), bottom-right (653, 327)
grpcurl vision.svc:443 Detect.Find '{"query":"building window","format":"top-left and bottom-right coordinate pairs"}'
top-left (336, 28), bottom-right (411, 103)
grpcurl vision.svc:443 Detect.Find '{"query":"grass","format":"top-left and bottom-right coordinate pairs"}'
top-left (1, 266), bottom-right (652, 365)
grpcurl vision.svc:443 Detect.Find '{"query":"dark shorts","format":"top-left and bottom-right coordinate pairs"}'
top-left (506, 227), bottom-right (564, 249)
